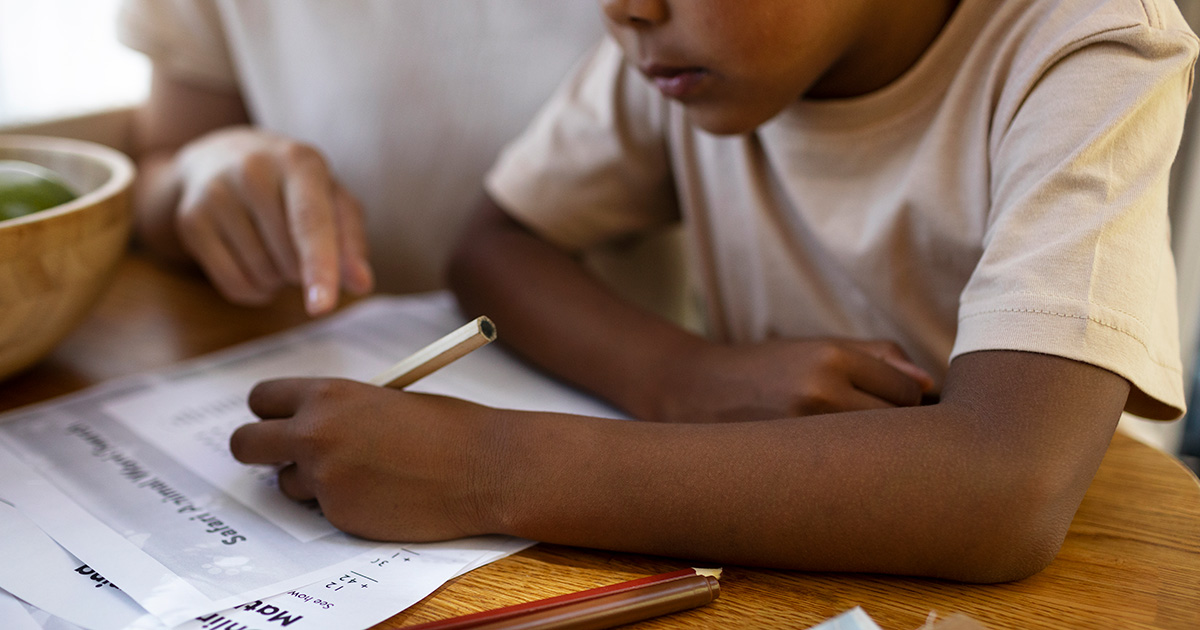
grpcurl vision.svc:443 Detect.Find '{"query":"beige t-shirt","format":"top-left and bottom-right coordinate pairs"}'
top-left (488, 0), bottom-right (1199, 419)
top-left (116, 0), bottom-right (606, 294)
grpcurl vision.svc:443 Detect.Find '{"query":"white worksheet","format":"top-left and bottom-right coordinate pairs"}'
top-left (0, 292), bottom-right (625, 628)
top-left (0, 525), bottom-right (527, 630)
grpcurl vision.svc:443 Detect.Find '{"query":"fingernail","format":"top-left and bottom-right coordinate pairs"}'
top-left (306, 284), bottom-right (334, 315)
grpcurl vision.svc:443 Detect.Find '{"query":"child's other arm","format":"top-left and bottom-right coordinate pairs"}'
top-left (449, 196), bottom-right (932, 422)
top-left (436, 194), bottom-right (1124, 581)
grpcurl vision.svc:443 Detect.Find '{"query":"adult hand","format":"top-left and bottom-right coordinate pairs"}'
top-left (650, 338), bottom-right (935, 423)
top-left (230, 378), bottom-right (504, 541)
top-left (172, 127), bottom-right (373, 315)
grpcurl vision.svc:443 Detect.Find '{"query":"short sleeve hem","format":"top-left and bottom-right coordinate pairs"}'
top-left (952, 296), bottom-right (1185, 420)
top-left (485, 156), bottom-right (589, 252)
top-left (482, 37), bottom-right (678, 254)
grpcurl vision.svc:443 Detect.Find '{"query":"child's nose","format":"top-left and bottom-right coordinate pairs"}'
top-left (601, 0), bottom-right (669, 28)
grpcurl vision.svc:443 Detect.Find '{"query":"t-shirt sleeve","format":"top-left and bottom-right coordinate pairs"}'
top-left (484, 37), bottom-right (680, 253)
top-left (117, 0), bottom-right (238, 91)
top-left (953, 15), bottom-right (1199, 419)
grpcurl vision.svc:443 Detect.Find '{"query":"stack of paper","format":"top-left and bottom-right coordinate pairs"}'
top-left (0, 293), bottom-right (627, 630)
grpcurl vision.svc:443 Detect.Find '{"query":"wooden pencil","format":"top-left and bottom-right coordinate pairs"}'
top-left (369, 316), bottom-right (497, 389)
top-left (402, 568), bottom-right (722, 630)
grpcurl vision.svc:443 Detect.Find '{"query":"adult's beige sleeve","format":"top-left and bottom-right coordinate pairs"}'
top-left (954, 20), bottom-right (1199, 419)
top-left (117, 0), bottom-right (238, 91)
top-left (484, 38), bottom-right (679, 253)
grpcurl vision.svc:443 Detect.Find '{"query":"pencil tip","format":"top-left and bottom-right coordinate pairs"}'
top-left (694, 567), bottom-right (723, 580)
top-left (478, 316), bottom-right (497, 340)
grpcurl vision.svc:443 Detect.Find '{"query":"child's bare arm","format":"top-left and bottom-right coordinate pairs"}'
top-left (491, 349), bottom-right (1125, 583)
top-left (229, 347), bottom-right (1125, 583)
top-left (438, 195), bottom-right (1127, 580)
top-left (449, 197), bottom-right (932, 422)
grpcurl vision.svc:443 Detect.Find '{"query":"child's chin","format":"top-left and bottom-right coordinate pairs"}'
top-left (686, 105), bottom-right (778, 136)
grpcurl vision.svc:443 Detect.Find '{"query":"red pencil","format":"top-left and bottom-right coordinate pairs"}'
top-left (402, 568), bottom-right (722, 630)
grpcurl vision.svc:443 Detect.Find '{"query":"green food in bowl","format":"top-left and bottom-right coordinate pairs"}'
top-left (0, 159), bottom-right (78, 221)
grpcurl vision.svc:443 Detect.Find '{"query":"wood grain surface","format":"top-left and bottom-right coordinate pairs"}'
top-left (2, 253), bottom-right (1197, 630)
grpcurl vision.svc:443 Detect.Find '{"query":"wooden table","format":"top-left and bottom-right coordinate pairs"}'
top-left (3, 254), bottom-right (1198, 630)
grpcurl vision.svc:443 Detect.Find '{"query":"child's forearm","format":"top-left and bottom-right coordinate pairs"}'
top-left (450, 197), bottom-right (935, 422)
top-left (449, 196), bottom-right (703, 420)
top-left (483, 350), bottom-right (1126, 583)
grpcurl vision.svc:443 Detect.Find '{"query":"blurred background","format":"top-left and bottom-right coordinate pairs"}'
top-left (0, 0), bottom-right (147, 127)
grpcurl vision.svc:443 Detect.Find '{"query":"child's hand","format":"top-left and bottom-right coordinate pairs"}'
top-left (229, 378), bottom-right (503, 541)
top-left (649, 338), bottom-right (935, 423)
top-left (173, 127), bottom-right (374, 315)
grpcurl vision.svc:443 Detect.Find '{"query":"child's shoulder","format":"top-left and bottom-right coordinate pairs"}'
top-left (1003, 0), bottom-right (1197, 50)
top-left (974, 0), bottom-right (1198, 106)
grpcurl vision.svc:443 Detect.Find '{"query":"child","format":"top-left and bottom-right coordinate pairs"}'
top-left (230, 0), bottom-right (1198, 583)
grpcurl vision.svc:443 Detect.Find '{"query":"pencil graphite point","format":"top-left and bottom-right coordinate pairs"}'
top-left (479, 317), bottom-right (497, 341)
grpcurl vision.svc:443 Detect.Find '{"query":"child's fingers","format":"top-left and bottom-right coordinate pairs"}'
top-left (846, 352), bottom-right (925, 407)
top-left (883, 357), bottom-right (935, 393)
top-left (276, 463), bottom-right (317, 501)
top-left (830, 389), bottom-right (900, 413)
top-left (858, 341), bottom-right (935, 393)
top-left (281, 145), bottom-right (341, 315)
top-left (333, 183), bottom-right (374, 295)
top-left (228, 418), bottom-right (293, 465)
top-left (247, 378), bottom-right (308, 419)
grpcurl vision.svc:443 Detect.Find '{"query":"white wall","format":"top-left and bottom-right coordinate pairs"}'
top-left (0, 0), bottom-right (148, 126)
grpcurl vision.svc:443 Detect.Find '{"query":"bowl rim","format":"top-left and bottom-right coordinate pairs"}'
top-left (0, 134), bottom-right (136, 226)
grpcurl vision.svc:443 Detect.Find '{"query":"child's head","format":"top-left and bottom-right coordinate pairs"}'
top-left (599, 0), bottom-right (959, 134)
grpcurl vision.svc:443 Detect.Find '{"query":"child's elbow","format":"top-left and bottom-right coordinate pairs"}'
top-left (943, 528), bottom-right (1063, 584)
top-left (934, 475), bottom-right (1078, 584)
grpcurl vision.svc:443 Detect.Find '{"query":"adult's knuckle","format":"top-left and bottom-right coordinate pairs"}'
top-left (238, 153), bottom-right (277, 195)
top-left (241, 150), bottom-right (274, 177)
top-left (204, 177), bottom-right (239, 208)
top-left (283, 142), bottom-right (326, 171)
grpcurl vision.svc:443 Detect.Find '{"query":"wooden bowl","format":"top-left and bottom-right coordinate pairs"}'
top-left (0, 135), bottom-right (135, 381)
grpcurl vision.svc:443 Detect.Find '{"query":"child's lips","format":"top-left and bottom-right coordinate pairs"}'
top-left (640, 64), bottom-right (709, 100)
